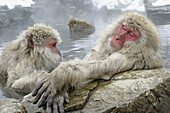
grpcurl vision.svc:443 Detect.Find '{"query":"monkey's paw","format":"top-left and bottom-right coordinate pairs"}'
top-left (32, 75), bottom-right (69, 113)
top-left (45, 92), bottom-right (69, 113)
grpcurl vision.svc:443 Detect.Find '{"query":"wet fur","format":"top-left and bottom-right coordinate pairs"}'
top-left (50, 11), bottom-right (162, 91)
top-left (0, 24), bottom-right (62, 93)
top-left (67, 18), bottom-right (95, 34)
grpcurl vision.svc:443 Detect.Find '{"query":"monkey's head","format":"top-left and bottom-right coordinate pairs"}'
top-left (99, 11), bottom-right (160, 53)
top-left (25, 24), bottom-right (61, 47)
top-left (21, 24), bottom-right (62, 62)
top-left (121, 12), bottom-right (160, 51)
top-left (67, 18), bottom-right (77, 31)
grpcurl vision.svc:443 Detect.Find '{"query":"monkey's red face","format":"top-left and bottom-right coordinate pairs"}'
top-left (110, 24), bottom-right (140, 50)
top-left (48, 40), bottom-right (62, 60)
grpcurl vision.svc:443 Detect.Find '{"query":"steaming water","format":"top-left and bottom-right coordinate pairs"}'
top-left (0, 13), bottom-right (170, 99)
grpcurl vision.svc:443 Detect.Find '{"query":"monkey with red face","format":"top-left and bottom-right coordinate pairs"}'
top-left (0, 24), bottom-right (63, 94)
top-left (32, 12), bottom-right (162, 113)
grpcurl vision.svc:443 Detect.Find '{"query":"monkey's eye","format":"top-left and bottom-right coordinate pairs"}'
top-left (128, 31), bottom-right (135, 37)
top-left (122, 25), bottom-right (127, 31)
top-left (52, 42), bottom-right (57, 47)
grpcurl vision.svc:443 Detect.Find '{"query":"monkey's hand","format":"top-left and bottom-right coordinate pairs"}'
top-left (32, 59), bottom-right (91, 112)
top-left (32, 68), bottom-right (70, 113)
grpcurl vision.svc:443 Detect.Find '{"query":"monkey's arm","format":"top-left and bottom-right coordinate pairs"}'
top-left (9, 71), bottom-right (49, 94)
top-left (52, 52), bottom-right (133, 88)
top-left (32, 53), bottom-right (135, 112)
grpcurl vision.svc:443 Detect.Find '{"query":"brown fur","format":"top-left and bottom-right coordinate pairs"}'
top-left (47, 11), bottom-right (162, 91)
top-left (0, 24), bottom-right (62, 93)
top-left (67, 18), bottom-right (95, 34)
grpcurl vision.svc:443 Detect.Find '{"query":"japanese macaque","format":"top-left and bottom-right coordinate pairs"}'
top-left (32, 11), bottom-right (162, 113)
top-left (0, 24), bottom-right (62, 94)
top-left (67, 18), bottom-right (95, 35)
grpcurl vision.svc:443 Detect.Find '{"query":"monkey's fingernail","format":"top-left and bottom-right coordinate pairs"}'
top-left (60, 110), bottom-right (64, 113)
top-left (65, 99), bottom-right (69, 103)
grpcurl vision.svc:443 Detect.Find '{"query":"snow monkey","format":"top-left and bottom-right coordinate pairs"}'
top-left (32, 11), bottom-right (162, 113)
top-left (0, 24), bottom-right (62, 94)
top-left (67, 18), bottom-right (95, 34)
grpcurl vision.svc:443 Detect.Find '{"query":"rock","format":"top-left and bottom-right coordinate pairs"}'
top-left (68, 68), bottom-right (169, 113)
top-left (21, 94), bottom-right (44, 113)
top-left (64, 81), bottom-right (98, 111)
top-left (0, 98), bottom-right (27, 113)
top-left (0, 5), bottom-right (9, 12)
top-left (0, 5), bottom-right (37, 28)
top-left (147, 5), bottom-right (170, 25)
top-left (0, 13), bottom-right (10, 27)
top-left (21, 68), bottom-right (170, 113)
top-left (100, 6), bottom-right (109, 15)
top-left (110, 77), bottom-right (170, 113)
top-left (149, 12), bottom-right (170, 25)
top-left (5, 5), bottom-right (37, 22)
top-left (21, 81), bottom-right (98, 112)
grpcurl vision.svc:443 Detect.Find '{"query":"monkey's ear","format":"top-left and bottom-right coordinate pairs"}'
top-left (28, 38), bottom-right (34, 48)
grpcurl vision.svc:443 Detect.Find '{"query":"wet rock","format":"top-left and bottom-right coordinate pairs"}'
top-left (0, 98), bottom-right (27, 113)
top-left (21, 68), bottom-right (170, 113)
top-left (64, 81), bottom-right (98, 111)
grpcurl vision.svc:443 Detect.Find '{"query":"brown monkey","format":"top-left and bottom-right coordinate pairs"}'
top-left (0, 24), bottom-right (62, 94)
top-left (67, 18), bottom-right (95, 34)
top-left (32, 12), bottom-right (162, 113)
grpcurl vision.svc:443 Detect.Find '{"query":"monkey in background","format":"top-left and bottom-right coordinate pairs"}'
top-left (32, 11), bottom-right (162, 113)
top-left (67, 18), bottom-right (95, 35)
top-left (0, 24), bottom-right (63, 94)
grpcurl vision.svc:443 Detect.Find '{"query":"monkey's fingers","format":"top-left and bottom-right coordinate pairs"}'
top-left (64, 91), bottom-right (69, 103)
top-left (53, 101), bottom-right (59, 113)
top-left (32, 83), bottom-right (43, 96)
top-left (38, 86), bottom-right (51, 107)
top-left (52, 95), bottom-right (64, 113)
top-left (48, 91), bottom-right (56, 107)
top-left (46, 100), bottom-right (52, 113)
top-left (57, 97), bottom-right (64, 113)
top-left (33, 82), bottom-right (50, 104)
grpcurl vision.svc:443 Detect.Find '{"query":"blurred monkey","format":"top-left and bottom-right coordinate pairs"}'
top-left (67, 18), bottom-right (95, 35)
top-left (33, 11), bottom-right (162, 113)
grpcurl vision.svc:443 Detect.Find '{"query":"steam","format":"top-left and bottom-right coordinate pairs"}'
top-left (0, 0), bottom-right (35, 9)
